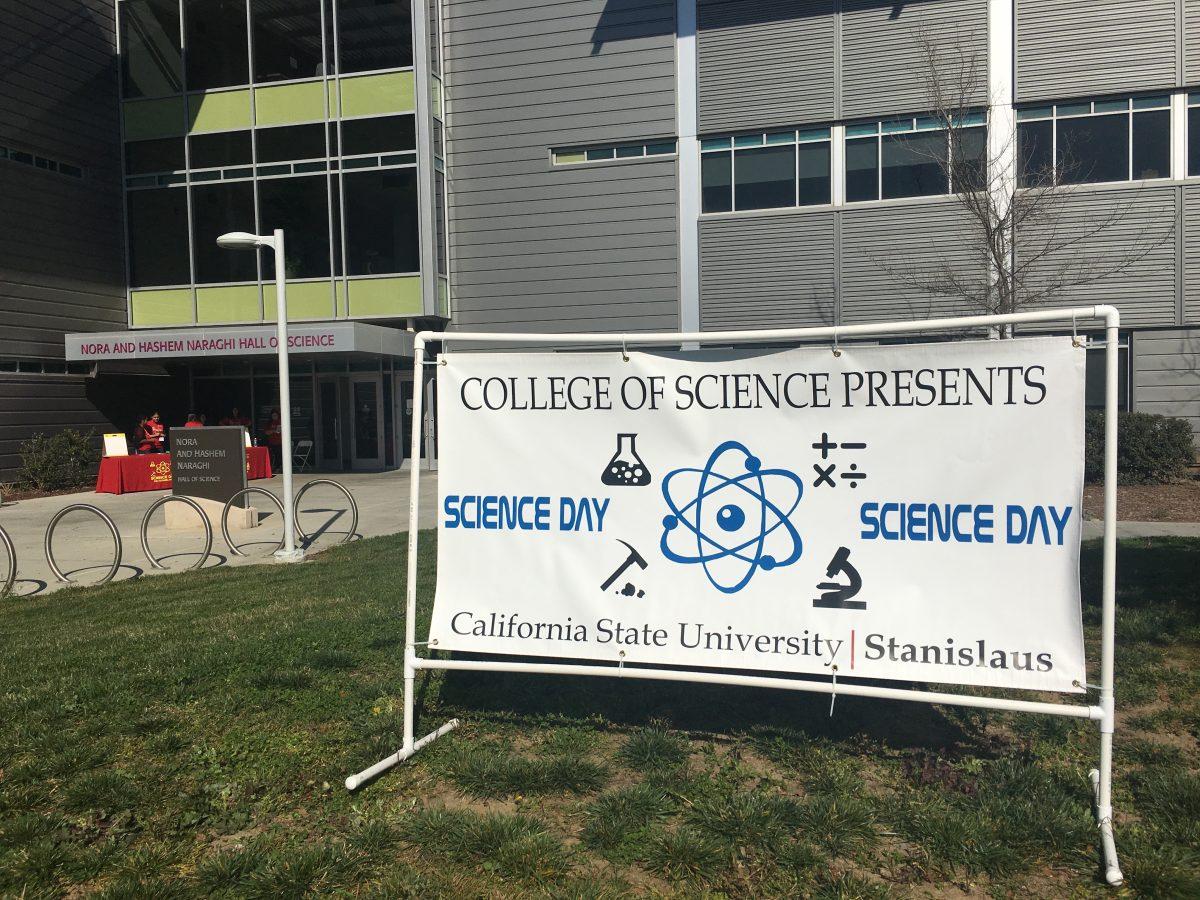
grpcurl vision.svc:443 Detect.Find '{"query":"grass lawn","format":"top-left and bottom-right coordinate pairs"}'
top-left (0, 535), bottom-right (1197, 898)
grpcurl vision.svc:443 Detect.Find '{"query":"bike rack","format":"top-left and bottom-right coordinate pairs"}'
top-left (221, 487), bottom-right (288, 557)
top-left (140, 495), bottom-right (213, 571)
top-left (44, 504), bottom-right (122, 585)
top-left (0, 523), bottom-right (15, 597)
top-left (294, 479), bottom-right (359, 546)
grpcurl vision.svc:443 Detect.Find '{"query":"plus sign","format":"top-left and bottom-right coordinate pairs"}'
top-left (812, 432), bottom-right (837, 459)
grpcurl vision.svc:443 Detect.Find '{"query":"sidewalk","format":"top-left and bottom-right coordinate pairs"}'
top-left (0, 470), bottom-right (437, 597)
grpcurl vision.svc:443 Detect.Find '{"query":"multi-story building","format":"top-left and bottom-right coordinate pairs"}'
top-left (1, 0), bottom-right (1197, 481)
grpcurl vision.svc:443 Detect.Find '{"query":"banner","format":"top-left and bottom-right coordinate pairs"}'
top-left (428, 337), bottom-right (1087, 693)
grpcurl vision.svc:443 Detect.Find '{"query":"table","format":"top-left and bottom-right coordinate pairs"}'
top-left (95, 447), bottom-right (273, 495)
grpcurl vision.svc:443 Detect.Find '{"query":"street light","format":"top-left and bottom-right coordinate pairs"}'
top-left (217, 228), bottom-right (304, 562)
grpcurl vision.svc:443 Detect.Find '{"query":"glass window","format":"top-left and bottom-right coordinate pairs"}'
top-left (257, 176), bottom-right (332, 278)
top-left (881, 130), bottom-right (946, 199)
top-left (952, 126), bottom-right (987, 192)
top-left (1017, 119), bottom-right (1053, 187)
top-left (1132, 109), bottom-right (1170, 180)
top-left (256, 123), bottom-right (326, 162)
top-left (700, 152), bottom-right (732, 213)
top-left (184, 0), bottom-right (250, 90)
top-left (1190, 107), bottom-right (1200, 177)
top-left (127, 188), bottom-right (190, 286)
top-left (734, 145), bottom-right (795, 210)
top-left (342, 169), bottom-right (419, 274)
top-left (796, 142), bottom-right (830, 206)
top-left (337, 0), bottom-right (412, 74)
top-left (1057, 114), bottom-right (1127, 184)
top-left (340, 115), bottom-right (416, 155)
top-left (189, 130), bottom-right (251, 168)
top-left (845, 137), bottom-right (878, 202)
top-left (251, 0), bottom-right (323, 83)
top-left (125, 137), bottom-right (185, 174)
top-left (120, 0), bottom-right (183, 98)
top-left (191, 181), bottom-right (257, 282)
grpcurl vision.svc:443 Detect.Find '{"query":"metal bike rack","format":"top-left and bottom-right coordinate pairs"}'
top-left (44, 504), bottom-right (122, 585)
top-left (0, 523), bottom-right (15, 597)
top-left (221, 487), bottom-right (288, 557)
top-left (293, 479), bottom-right (359, 546)
top-left (140, 495), bottom-right (213, 571)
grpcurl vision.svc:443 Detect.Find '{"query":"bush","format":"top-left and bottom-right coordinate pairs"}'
top-left (1085, 412), bottom-right (1195, 484)
top-left (17, 429), bottom-right (99, 492)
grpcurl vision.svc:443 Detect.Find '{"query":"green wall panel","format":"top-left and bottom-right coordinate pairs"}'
top-left (347, 276), bottom-right (421, 317)
top-left (131, 289), bottom-right (194, 327)
top-left (335, 280), bottom-right (347, 317)
top-left (339, 72), bottom-right (415, 118)
top-left (263, 281), bottom-right (335, 321)
top-left (254, 81), bottom-right (326, 126)
top-left (124, 97), bottom-right (187, 140)
top-left (196, 285), bottom-right (261, 324)
top-left (188, 90), bottom-right (253, 134)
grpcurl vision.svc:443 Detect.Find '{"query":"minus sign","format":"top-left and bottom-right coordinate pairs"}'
top-left (839, 442), bottom-right (867, 450)
top-left (840, 472), bottom-right (866, 480)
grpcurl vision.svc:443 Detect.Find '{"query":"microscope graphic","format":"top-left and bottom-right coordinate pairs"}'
top-left (812, 546), bottom-right (865, 610)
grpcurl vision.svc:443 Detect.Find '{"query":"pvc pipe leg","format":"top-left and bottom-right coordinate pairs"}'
top-left (344, 718), bottom-right (460, 791)
top-left (1090, 768), bottom-right (1124, 887)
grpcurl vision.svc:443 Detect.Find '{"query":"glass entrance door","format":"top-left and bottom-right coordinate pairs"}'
top-left (317, 378), bottom-right (342, 468)
top-left (350, 376), bottom-right (382, 469)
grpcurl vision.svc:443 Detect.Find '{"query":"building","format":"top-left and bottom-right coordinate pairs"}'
top-left (2, 0), bottom-right (1198, 481)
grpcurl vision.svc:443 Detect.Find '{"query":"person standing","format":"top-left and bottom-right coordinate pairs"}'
top-left (262, 409), bottom-right (283, 468)
top-left (144, 411), bottom-right (166, 453)
top-left (134, 416), bottom-right (155, 453)
top-left (184, 413), bottom-right (204, 429)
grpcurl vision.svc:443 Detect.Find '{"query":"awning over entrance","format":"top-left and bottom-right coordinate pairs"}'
top-left (65, 321), bottom-right (414, 363)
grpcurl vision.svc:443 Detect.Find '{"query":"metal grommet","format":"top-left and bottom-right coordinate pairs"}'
top-left (44, 504), bottom-right (122, 585)
top-left (0, 524), bottom-right (15, 597)
top-left (293, 479), bottom-right (360, 545)
top-left (221, 487), bottom-right (288, 557)
top-left (140, 495), bottom-right (213, 571)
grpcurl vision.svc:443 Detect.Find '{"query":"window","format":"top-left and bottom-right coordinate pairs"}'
top-left (1186, 93), bottom-right (1200, 176)
top-left (337, 0), bottom-right (412, 74)
top-left (342, 169), bottom-right (419, 274)
top-left (184, 0), bottom-right (249, 90)
top-left (126, 137), bottom-right (185, 174)
top-left (256, 123), bottom-right (326, 162)
top-left (341, 115), bottom-right (415, 155)
top-left (189, 130), bottom-right (251, 168)
top-left (257, 176), bottom-right (332, 278)
top-left (1017, 96), bottom-right (1170, 187)
top-left (127, 188), bottom-right (190, 286)
top-left (251, 0), bottom-right (323, 83)
top-left (120, 0), bottom-right (182, 98)
top-left (552, 140), bottom-right (677, 165)
top-left (882, 129), bottom-right (946, 199)
top-left (845, 115), bottom-right (985, 203)
top-left (699, 128), bottom-right (831, 213)
top-left (191, 181), bottom-right (257, 283)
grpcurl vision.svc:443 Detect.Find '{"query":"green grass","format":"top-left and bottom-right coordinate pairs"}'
top-left (0, 535), bottom-right (1197, 896)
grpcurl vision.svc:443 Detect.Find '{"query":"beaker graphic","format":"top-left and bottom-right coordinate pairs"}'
top-left (601, 433), bottom-right (652, 486)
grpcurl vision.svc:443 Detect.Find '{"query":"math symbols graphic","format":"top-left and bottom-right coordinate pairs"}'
top-left (660, 440), bottom-right (804, 595)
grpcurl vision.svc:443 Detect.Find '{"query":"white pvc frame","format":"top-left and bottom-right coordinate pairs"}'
top-left (346, 305), bottom-right (1124, 888)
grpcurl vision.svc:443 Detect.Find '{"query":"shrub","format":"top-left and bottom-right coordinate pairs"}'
top-left (17, 429), bottom-right (98, 492)
top-left (1085, 412), bottom-right (1195, 484)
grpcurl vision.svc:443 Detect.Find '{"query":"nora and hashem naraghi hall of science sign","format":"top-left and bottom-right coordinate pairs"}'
top-left (428, 337), bottom-right (1088, 694)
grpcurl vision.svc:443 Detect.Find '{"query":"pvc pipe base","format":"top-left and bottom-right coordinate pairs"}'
top-left (1090, 768), bottom-right (1124, 887)
top-left (345, 718), bottom-right (460, 791)
top-left (273, 548), bottom-right (306, 562)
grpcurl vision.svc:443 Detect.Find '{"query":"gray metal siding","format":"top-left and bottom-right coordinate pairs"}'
top-left (1132, 328), bottom-right (1200, 435)
top-left (1187, 0), bottom-right (1200, 85)
top-left (444, 0), bottom-right (680, 332)
top-left (1016, 0), bottom-right (1179, 102)
top-left (1182, 186), bottom-right (1200, 325)
top-left (840, 0), bottom-right (987, 120)
top-left (697, 0), bottom-right (836, 133)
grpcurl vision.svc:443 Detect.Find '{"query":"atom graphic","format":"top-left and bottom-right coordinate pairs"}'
top-left (660, 441), bottom-right (804, 594)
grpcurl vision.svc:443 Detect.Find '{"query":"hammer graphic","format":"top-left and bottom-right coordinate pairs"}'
top-left (600, 539), bottom-right (648, 591)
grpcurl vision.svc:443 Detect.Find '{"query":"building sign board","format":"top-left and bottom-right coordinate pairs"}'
top-left (428, 337), bottom-right (1088, 694)
top-left (170, 426), bottom-right (247, 504)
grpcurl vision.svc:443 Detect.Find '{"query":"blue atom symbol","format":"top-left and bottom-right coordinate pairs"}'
top-left (660, 440), bottom-right (804, 594)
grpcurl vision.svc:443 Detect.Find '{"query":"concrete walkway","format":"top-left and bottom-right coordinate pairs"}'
top-left (0, 470), bottom-right (437, 597)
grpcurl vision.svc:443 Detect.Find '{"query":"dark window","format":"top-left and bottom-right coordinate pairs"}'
top-left (796, 142), bottom-right (831, 206)
top-left (342, 169), bottom-right (419, 274)
top-left (256, 123), bottom-right (326, 162)
top-left (1057, 114), bottom-right (1127, 184)
top-left (120, 0), bottom-right (182, 98)
top-left (700, 154), bottom-right (731, 212)
top-left (257, 176), bottom-right (332, 278)
top-left (184, 0), bottom-right (249, 90)
top-left (341, 115), bottom-right (415, 155)
top-left (734, 145), bottom-right (794, 210)
top-left (845, 138), bottom-right (878, 202)
top-left (1017, 119), bottom-right (1053, 187)
top-left (1190, 108), bottom-right (1200, 177)
top-left (251, 0), bottom-right (323, 82)
top-left (127, 188), bottom-right (190, 286)
top-left (125, 137), bottom-right (185, 174)
top-left (952, 126), bottom-right (988, 192)
top-left (881, 130), bottom-right (946, 199)
top-left (1132, 109), bottom-right (1170, 180)
top-left (337, 0), bottom-right (412, 74)
top-left (191, 181), bottom-right (257, 283)
top-left (189, 130), bottom-right (251, 168)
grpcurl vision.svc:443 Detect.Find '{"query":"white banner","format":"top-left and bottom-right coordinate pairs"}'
top-left (429, 337), bottom-right (1087, 693)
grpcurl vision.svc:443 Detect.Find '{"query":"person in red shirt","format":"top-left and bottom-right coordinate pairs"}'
top-left (134, 416), bottom-right (156, 453)
top-left (262, 409), bottom-right (283, 467)
top-left (144, 412), bottom-right (166, 453)
top-left (219, 406), bottom-right (251, 428)
top-left (184, 413), bottom-right (204, 428)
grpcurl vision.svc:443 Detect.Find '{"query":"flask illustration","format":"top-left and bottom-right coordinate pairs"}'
top-left (601, 433), bottom-right (652, 486)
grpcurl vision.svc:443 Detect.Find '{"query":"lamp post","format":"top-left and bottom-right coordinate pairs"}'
top-left (216, 229), bottom-right (304, 561)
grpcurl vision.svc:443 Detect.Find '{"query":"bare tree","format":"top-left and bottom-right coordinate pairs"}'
top-left (876, 24), bottom-right (1173, 320)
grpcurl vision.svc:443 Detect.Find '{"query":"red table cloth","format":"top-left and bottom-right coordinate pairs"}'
top-left (95, 447), bottom-right (273, 494)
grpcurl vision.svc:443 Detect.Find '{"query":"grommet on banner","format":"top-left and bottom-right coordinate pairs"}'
top-left (618, 650), bottom-right (626, 675)
top-left (621, 335), bottom-right (630, 362)
top-left (1071, 316), bottom-right (1082, 348)
top-left (831, 328), bottom-right (842, 357)
top-left (829, 665), bottom-right (838, 717)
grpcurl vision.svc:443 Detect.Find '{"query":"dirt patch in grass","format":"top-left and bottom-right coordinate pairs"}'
top-left (1083, 480), bottom-right (1200, 521)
